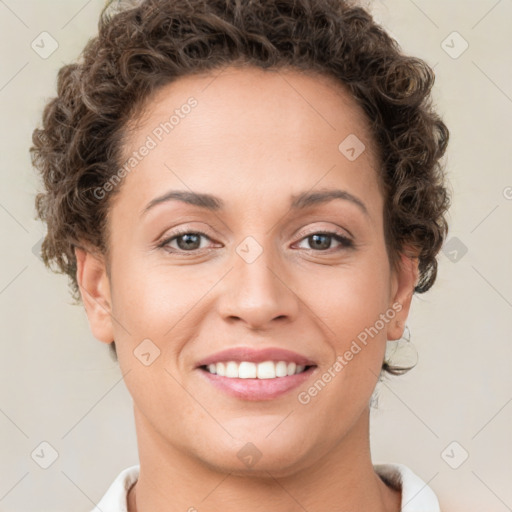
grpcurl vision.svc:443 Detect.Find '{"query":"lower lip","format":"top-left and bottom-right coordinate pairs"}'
top-left (197, 366), bottom-right (316, 401)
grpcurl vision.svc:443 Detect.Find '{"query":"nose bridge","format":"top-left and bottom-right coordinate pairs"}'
top-left (219, 234), bottom-right (298, 328)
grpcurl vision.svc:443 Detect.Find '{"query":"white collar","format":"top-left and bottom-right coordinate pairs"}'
top-left (91, 463), bottom-right (440, 512)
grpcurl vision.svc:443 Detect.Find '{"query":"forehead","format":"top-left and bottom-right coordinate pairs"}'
top-left (125, 65), bottom-right (376, 156)
top-left (113, 65), bottom-right (382, 218)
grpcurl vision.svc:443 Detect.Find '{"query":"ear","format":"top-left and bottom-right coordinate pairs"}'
top-left (75, 246), bottom-right (114, 345)
top-left (386, 248), bottom-right (419, 341)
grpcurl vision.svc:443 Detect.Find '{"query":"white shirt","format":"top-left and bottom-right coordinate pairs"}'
top-left (91, 463), bottom-right (440, 512)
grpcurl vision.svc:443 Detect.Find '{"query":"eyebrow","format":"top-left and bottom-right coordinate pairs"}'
top-left (141, 188), bottom-right (369, 217)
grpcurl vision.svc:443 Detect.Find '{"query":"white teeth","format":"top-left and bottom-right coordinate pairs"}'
top-left (257, 361), bottom-right (275, 379)
top-left (275, 361), bottom-right (288, 377)
top-left (216, 362), bottom-right (226, 377)
top-left (226, 361), bottom-right (238, 378)
top-left (204, 360), bottom-right (309, 379)
top-left (239, 362), bottom-right (257, 379)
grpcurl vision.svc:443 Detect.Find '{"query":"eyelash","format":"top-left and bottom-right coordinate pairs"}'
top-left (157, 227), bottom-right (354, 254)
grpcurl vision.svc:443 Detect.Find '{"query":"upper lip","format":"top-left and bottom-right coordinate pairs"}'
top-left (196, 347), bottom-right (317, 368)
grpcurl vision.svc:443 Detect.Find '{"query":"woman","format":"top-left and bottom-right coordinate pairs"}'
top-left (31, 0), bottom-right (450, 510)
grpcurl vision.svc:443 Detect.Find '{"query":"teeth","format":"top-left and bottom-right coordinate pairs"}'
top-left (204, 360), bottom-right (309, 379)
top-left (239, 361), bottom-right (257, 378)
top-left (257, 361), bottom-right (275, 379)
top-left (216, 362), bottom-right (226, 377)
top-left (226, 361), bottom-right (238, 378)
top-left (275, 361), bottom-right (288, 377)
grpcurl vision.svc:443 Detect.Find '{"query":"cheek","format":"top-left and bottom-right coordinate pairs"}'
top-left (299, 268), bottom-right (390, 428)
top-left (308, 254), bottom-right (391, 336)
top-left (109, 256), bottom-right (200, 335)
top-left (306, 250), bottom-right (392, 386)
top-left (108, 254), bottom-right (226, 383)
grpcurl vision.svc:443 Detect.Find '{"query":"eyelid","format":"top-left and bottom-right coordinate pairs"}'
top-left (156, 221), bottom-right (217, 243)
top-left (294, 226), bottom-right (353, 243)
top-left (157, 227), bottom-right (215, 249)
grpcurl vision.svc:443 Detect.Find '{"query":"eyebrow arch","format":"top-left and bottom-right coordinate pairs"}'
top-left (141, 190), bottom-right (223, 216)
top-left (141, 188), bottom-right (369, 217)
top-left (290, 189), bottom-right (369, 216)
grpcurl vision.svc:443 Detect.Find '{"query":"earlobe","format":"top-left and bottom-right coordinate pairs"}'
top-left (387, 250), bottom-right (419, 341)
top-left (75, 246), bottom-right (114, 344)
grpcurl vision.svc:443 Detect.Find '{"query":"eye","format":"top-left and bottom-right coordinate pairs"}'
top-left (157, 228), bottom-right (354, 254)
top-left (294, 231), bottom-right (354, 251)
top-left (158, 230), bottom-right (214, 252)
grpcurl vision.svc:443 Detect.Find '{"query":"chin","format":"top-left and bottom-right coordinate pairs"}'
top-left (194, 427), bottom-right (319, 478)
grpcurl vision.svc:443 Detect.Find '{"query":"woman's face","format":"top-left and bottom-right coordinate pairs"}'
top-left (77, 66), bottom-right (417, 476)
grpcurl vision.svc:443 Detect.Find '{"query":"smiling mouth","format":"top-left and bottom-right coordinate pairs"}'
top-left (200, 361), bottom-right (316, 379)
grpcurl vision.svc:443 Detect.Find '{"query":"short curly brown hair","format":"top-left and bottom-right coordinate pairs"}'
top-left (31, 0), bottom-right (450, 373)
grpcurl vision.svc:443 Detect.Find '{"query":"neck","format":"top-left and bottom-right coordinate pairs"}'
top-left (127, 406), bottom-right (400, 512)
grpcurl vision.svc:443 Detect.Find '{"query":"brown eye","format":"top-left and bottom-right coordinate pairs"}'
top-left (295, 231), bottom-right (354, 251)
top-left (175, 233), bottom-right (203, 251)
top-left (159, 230), bottom-right (212, 252)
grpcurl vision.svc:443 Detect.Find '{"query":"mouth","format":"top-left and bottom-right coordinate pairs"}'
top-left (197, 361), bottom-right (318, 401)
top-left (195, 347), bottom-right (318, 401)
top-left (199, 360), bottom-right (314, 379)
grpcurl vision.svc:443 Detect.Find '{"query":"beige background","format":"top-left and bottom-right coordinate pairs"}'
top-left (1, 0), bottom-right (511, 510)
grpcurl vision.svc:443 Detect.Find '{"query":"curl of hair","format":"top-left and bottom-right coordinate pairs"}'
top-left (31, 0), bottom-right (450, 374)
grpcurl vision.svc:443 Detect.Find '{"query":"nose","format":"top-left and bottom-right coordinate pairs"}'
top-left (217, 242), bottom-right (300, 331)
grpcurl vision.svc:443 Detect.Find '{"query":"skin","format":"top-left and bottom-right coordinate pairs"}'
top-left (75, 65), bottom-right (418, 512)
